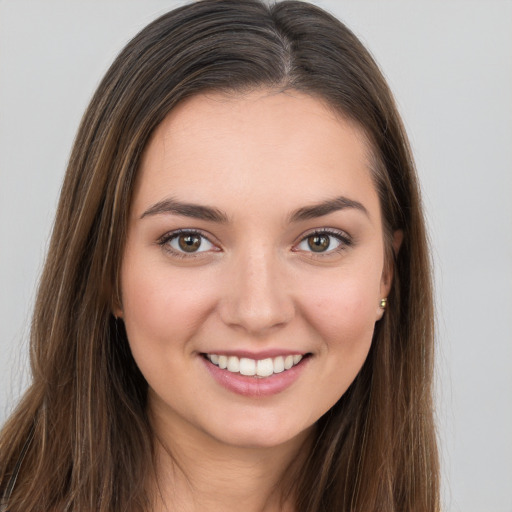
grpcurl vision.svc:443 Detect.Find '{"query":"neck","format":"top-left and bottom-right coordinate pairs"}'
top-left (147, 400), bottom-right (312, 512)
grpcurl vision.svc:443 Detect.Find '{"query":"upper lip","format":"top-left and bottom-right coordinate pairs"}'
top-left (200, 349), bottom-right (309, 360)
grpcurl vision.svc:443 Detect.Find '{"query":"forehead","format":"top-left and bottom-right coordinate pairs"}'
top-left (133, 89), bottom-right (379, 221)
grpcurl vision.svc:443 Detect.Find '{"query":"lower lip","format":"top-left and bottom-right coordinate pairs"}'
top-left (201, 356), bottom-right (309, 397)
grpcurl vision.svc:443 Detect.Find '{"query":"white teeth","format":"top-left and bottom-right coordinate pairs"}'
top-left (206, 353), bottom-right (305, 377)
top-left (227, 356), bottom-right (239, 373)
top-left (273, 356), bottom-right (285, 373)
top-left (284, 355), bottom-right (294, 370)
top-left (239, 358), bottom-right (256, 376)
top-left (256, 358), bottom-right (274, 377)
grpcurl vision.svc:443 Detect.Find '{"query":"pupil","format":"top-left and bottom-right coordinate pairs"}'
top-left (308, 235), bottom-right (329, 252)
top-left (178, 234), bottom-right (201, 252)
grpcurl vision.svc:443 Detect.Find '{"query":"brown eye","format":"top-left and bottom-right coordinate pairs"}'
top-left (295, 230), bottom-right (348, 255)
top-left (307, 234), bottom-right (331, 252)
top-left (178, 234), bottom-right (202, 252)
top-left (164, 231), bottom-right (215, 255)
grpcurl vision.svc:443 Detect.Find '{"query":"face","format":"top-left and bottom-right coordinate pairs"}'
top-left (117, 89), bottom-right (392, 449)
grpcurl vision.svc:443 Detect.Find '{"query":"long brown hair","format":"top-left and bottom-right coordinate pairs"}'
top-left (0, 1), bottom-right (439, 510)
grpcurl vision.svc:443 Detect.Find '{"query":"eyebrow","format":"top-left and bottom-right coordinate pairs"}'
top-left (140, 195), bottom-right (368, 223)
top-left (289, 196), bottom-right (369, 222)
top-left (140, 197), bottom-right (229, 223)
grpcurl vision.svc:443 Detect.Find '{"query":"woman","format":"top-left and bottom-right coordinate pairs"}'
top-left (0, 1), bottom-right (439, 511)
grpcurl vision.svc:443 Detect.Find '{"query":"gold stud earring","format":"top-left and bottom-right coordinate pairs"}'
top-left (379, 298), bottom-right (388, 309)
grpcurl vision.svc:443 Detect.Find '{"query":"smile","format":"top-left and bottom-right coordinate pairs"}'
top-left (205, 353), bottom-right (304, 378)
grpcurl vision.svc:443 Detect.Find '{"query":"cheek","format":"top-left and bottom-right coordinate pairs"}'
top-left (309, 272), bottom-right (379, 321)
top-left (120, 260), bottom-right (218, 353)
top-left (120, 261), bottom-right (222, 400)
top-left (298, 268), bottom-right (381, 357)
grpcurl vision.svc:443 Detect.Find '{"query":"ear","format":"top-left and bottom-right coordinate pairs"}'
top-left (113, 306), bottom-right (124, 320)
top-left (376, 229), bottom-right (403, 320)
top-left (112, 293), bottom-right (124, 320)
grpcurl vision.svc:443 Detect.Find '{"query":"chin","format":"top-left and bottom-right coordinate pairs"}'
top-left (205, 417), bottom-right (315, 451)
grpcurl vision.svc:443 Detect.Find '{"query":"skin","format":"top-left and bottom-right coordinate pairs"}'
top-left (117, 89), bottom-right (394, 511)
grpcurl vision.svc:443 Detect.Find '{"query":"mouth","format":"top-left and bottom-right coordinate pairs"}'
top-left (201, 351), bottom-right (311, 397)
top-left (203, 353), bottom-right (307, 378)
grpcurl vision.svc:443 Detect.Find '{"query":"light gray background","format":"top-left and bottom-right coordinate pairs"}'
top-left (1, 1), bottom-right (511, 511)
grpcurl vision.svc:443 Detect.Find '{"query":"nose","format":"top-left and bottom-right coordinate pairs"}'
top-left (218, 248), bottom-right (295, 336)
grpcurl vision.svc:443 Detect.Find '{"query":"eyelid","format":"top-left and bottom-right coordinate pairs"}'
top-left (157, 228), bottom-right (221, 258)
top-left (156, 227), bottom-right (352, 259)
top-left (292, 227), bottom-right (353, 255)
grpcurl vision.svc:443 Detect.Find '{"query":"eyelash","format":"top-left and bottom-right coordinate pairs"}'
top-left (157, 229), bottom-right (217, 259)
top-left (157, 228), bottom-right (353, 259)
top-left (293, 228), bottom-right (353, 257)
